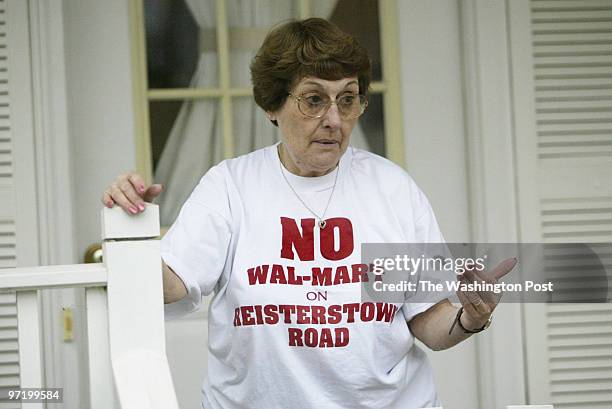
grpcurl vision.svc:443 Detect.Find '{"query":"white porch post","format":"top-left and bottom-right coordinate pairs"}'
top-left (101, 203), bottom-right (179, 409)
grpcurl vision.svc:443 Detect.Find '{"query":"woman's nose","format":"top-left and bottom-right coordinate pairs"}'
top-left (322, 102), bottom-right (342, 129)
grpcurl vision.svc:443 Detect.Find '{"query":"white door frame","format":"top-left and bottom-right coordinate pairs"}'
top-left (27, 1), bottom-right (81, 406)
top-left (505, 1), bottom-right (549, 401)
top-left (460, 0), bottom-right (528, 407)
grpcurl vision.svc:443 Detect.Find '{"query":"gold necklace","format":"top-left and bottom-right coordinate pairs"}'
top-left (278, 146), bottom-right (339, 229)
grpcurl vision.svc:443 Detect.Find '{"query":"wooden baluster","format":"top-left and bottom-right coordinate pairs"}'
top-left (16, 290), bottom-right (43, 409)
top-left (85, 286), bottom-right (116, 408)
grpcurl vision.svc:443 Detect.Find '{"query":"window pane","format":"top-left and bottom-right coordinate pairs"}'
top-left (149, 100), bottom-right (182, 171)
top-left (313, 0), bottom-right (382, 82)
top-left (150, 98), bottom-right (223, 226)
top-left (144, 0), bottom-right (217, 88)
top-left (357, 93), bottom-right (385, 156)
top-left (232, 96), bottom-right (281, 157)
top-left (227, 1), bottom-right (298, 87)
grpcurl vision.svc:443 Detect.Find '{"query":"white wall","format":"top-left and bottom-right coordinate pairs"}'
top-left (398, 1), bottom-right (480, 408)
top-left (63, 0), bottom-right (138, 263)
top-left (400, 0), bottom-right (471, 243)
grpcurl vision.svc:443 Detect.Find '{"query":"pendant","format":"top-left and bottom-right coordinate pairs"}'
top-left (319, 220), bottom-right (327, 229)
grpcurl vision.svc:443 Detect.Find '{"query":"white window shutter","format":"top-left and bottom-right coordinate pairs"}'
top-left (0, 0), bottom-right (21, 402)
top-left (0, 0), bottom-right (40, 407)
top-left (518, 1), bottom-right (612, 408)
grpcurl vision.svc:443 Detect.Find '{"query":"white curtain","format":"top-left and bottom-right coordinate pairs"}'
top-left (155, 0), bottom-right (370, 225)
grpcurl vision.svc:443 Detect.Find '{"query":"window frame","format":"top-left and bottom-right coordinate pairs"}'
top-left (128, 0), bottom-right (405, 186)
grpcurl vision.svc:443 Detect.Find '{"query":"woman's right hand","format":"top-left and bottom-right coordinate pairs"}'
top-left (101, 172), bottom-right (164, 215)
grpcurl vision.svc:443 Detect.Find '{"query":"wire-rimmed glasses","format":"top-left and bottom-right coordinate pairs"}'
top-left (288, 92), bottom-right (368, 120)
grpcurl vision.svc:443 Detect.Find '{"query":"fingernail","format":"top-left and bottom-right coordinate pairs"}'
top-left (129, 206), bottom-right (138, 214)
top-left (138, 203), bottom-right (145, 211)
top-left (139, 185), bottom-right (145, 193)
top-left (107, 201), bottom-right (114, 208)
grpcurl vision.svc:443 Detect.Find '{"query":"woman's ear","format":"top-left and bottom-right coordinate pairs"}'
top-left (266, 112), bottom-right (279, 127)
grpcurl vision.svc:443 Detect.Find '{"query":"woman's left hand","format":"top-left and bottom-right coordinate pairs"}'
top-left (456, 258), bottom-right (518, 331)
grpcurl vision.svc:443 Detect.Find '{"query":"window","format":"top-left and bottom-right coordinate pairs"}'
top-left (130, 0), bottom-right (403, 226)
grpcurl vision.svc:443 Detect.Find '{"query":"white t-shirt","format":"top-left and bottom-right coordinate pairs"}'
top-left (161, 144), bottom-right (450, 409)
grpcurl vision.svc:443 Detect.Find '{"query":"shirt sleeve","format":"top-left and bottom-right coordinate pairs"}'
top-left (399, 175), bottom-right (455, 322)
top-left (161, 164), bottom-right (233, 319)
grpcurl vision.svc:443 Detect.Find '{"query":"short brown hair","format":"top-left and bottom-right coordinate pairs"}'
top-left (250, 18), bottom-right (371, 124)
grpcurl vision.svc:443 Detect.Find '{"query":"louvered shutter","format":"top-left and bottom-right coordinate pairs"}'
top-left (0, 0), bottom-right (20, 403)
top-left (523, 1), bottom-right (612, 408)
top-left (0, 1), bottom-right (40, 408)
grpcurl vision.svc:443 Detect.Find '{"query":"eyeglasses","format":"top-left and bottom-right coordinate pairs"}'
top-left (288, 92), bottom-right (368, 120)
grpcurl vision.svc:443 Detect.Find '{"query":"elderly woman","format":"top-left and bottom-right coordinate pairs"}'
top-left (102, 18), bottom-right (515, 409)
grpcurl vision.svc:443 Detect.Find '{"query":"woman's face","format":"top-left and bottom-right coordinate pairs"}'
top-left (270, 76), bottom-right (360, 177)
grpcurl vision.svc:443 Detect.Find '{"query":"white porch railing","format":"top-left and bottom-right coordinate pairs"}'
top-left (0, 204), bottom-right (179, 409)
